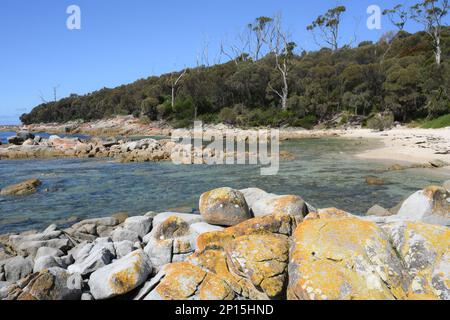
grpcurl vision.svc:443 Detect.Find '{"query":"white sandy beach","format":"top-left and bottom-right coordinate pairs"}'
top-left (339, 127), bottom-right (450, 163)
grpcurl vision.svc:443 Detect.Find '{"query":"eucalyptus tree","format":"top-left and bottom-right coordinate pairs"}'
top-left (268, 15), bottom-right (296, 110)
top-left (248, 16), bottom-right (273, 61)
top-left (411, 0), bottom-right (449, 65)
top-left (307, 6), bottom-right (346, 51)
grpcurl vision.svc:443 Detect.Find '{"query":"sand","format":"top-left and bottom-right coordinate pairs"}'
top-left (338, 127), bottom-right (450, 165)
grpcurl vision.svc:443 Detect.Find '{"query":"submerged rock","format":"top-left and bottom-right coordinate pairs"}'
top-left (365, 175), bottom-right (388, 186)
top-left (199, 187), bottom-right (251, 226)
top-left (0, 178), bottom-right (41, 196)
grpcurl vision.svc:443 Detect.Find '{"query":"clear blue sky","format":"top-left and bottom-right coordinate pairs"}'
top-left (0, 0), bottom-right (426, 124)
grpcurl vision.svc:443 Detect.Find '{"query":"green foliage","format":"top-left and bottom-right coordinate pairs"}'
top-left (20, 27), bottom-right (450, 129)
top-left (366, 112), bottom-right (395, 131)
top-left (291, 115), bottom-right (318, 129)
top-left (141, 97), bottom-right (159, 120)
top-left (422, 114), bottom-right (450, 128)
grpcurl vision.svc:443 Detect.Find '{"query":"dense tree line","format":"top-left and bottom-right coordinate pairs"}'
top-left (21, 2), bottom-right (450, 128)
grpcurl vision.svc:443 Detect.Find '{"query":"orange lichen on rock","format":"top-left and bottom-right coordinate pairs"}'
top-left (288, 217), bottom-right (409, 300)
top-left (226, 234), bottom-right (289, 299)
top-left (153, 262), bottom-right (206, 300)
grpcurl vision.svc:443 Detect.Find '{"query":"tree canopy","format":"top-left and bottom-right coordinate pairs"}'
top-left (21, 9), bottom-right (450, 128)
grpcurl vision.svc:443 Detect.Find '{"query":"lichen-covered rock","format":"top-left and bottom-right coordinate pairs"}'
top-left (152, 212), bottom-right (203, 229)
top-left (196, 213), bottom-right (298, 251)
top-left (144, 262), bottom-right (206, 300)
top-left (304, 207), bottom-right (354, 220)
top-left (143, 216), bottom-right (196, 271)
top-left (4, 267), bottom-right (82, 300)
top-left (240, 188), bottom-right (309, 218)
top-left (382, 221), bottom-right (450, 300)
top-left (288, 217), bottom-right (409, 300)
top-left (88, 249), bottom-right (152, 300)
top-left (184, 214), bottom-right (298, 300)
top-left (396, 186), bottom-right (450, 226)
top-left (0, 178), bottom-right (41, 196)
top-left (199, 187), bottom-right (251, 226)
top-left (226, 234), bottom-right (289, 299)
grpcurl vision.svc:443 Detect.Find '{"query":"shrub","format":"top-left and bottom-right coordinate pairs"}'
top-left (291, 115), bottom-right (317, 129)
top-left (218, 107), bottom-right (237, 124)
top-left (422, 114), bottom-right (450, 128)
top-left (366, 112), bottom-right (394, 131)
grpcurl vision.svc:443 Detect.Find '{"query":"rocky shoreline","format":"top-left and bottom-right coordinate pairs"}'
top-left (0, 183), bottom-right (448, 300)
top-left (2, 117), bottom-right (450, 170)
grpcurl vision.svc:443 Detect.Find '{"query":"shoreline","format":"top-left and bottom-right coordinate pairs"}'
top-left (2, 118), bottom-right (450, 168)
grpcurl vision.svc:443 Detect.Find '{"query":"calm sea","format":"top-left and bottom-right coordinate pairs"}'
top-left (0, 136), bottom-right (448, 234)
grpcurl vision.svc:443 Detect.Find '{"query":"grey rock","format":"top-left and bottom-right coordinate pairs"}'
top-left (114, 240), bottom-right (134, 259)
top-left (71, 217), bottom-right (119, 230)
top-left (7, 136), bottom-right (24, 145)
top-left (35, 247), bottom-right (64, 260)
top-left (43, 224), bottom-right (58, 233)
top-left (443, 180), bottom-right (450, 193)
top-left (366, 204), bottom-right (393, 217)
top-left (17, 131), bottom-right (35, 141)
top-left (81, 292), bottom-right (94, 300)
top-left (4, 256), bottom-right (34, 282)
top-left (68, 238), bottom-right (116, 275)
top-left (123, 216), bottom-right (152, 238)
top-left (33, 255), bottom-right (64, 273)
top-left (96, 225), bottom-right (115, 237)
top-left (396, 186), bottom-right (450, 225)
top-left (15, 238), bottom-right (71, 257)
top-left (88, 250), bottom-right (152, 300)
top-left (190, 222), bottom-right (224, 235)
top-left (111, 228), bottom-right (140, 243)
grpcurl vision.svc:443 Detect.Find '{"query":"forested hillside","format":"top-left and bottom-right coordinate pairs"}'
top-left (21, 3), bottom-right (450, 128)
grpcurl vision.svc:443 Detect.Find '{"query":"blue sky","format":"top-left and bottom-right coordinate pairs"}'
top-left (0, 0), bottom-right (427, 124)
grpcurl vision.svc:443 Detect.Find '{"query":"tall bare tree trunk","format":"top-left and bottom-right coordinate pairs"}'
top-left (435, 35), bottom-right (441, 66)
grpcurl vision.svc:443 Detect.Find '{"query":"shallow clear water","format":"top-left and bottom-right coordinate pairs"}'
top-left (0, 137), bottom-right (448, 234)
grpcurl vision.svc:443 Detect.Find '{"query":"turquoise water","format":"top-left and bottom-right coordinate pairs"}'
top-left (0, 137), bottom-right (448, 234)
